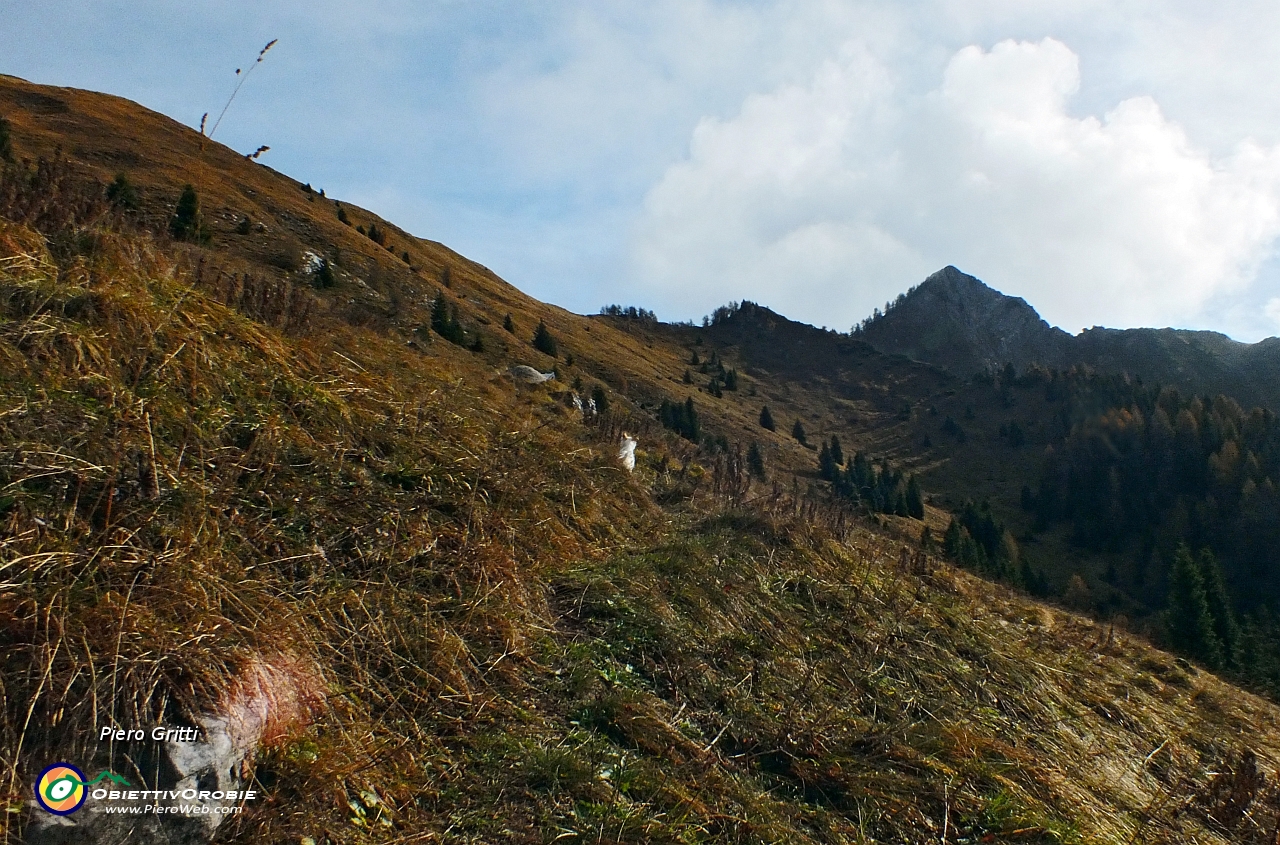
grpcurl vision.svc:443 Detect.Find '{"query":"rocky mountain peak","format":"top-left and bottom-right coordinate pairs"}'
top-left (857, 266), bottom-right (1070, 375)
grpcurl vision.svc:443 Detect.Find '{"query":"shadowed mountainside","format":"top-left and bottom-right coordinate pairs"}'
top-left (856, 265), bottom-right (1280, 411)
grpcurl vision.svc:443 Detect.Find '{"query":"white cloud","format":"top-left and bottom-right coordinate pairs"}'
top-left (9, 3), bottom-right (1280, 336)
top-left (1267, 297), bottom-right (1280, 330)
top-left (631, 36), bottom-right (1280, 334)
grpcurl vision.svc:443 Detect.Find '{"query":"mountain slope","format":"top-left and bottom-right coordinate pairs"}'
top-left (5, 76), bottom-right (1280, 845)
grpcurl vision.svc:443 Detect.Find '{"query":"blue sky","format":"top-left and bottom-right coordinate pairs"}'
top-left (4, 1), bottom-right (1280, 340)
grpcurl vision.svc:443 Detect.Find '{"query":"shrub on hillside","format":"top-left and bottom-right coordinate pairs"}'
top-left (106, 173), bottom-right (139, 210)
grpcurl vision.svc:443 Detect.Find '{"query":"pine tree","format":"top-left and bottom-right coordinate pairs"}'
top-left (943, 518), bottom-right (963, 558)
top-left (0, 115), bottom-right (11, 162)
top-left (430, 290), bottom-right (465, 345)
top-left (430, 290), bottom-right (449, 333)
top-left (920, 525), bottom-right (935, 552)
top-left (1166, 544), bottom-right (1224, 669)
top-left (313, 257), bottom-right (336, 289)
top-left (892, 489), bottom-right (909, 517)
top-left (106, 173), bottom-right (139, 210)
top-left (818, 442), bottom-right (836, 481)
top-left (533, 320), bottom-right (558, 357)
top-left (759, 406), bottom-right (776, 431)
top-left (503, 313), bottom-right (515, 333)
top-left (1240, 608), bottom-right (1280, 693)
top-left (724, 368), bottom-right (739, 390)
top-left (829, 436), bottom-right (844, 467)
top-left (792, 420), bottom-right (807, 446)
top-left (905, 475), bottom-right (924, 519)
top-left (684, 397), bottom-right (699, 443)
top-left (1198, 548), bottom-right (1240, 668)
top-left (170, 184), bottom-right (209, 243)
top-left (747, 442), bottom-right (766, 481)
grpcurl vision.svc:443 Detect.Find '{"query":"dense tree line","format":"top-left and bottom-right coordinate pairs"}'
top-left (659, 397), bottom-right (701, 443)
top-left (818, 439), bottom-right (924, 520)
top-left (599, 304), bottom-right (657, 321)
top-left (944, 501), bottom-right (1044, 593)
top-left (1030, 389), bottom-right (1280, 609)
top-left (1018, 376), bottom-right (1280, 688)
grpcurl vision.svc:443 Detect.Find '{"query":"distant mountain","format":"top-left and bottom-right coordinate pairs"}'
top-left (857, 265), bottom-right (1280, 410)
top-left (855, 266), bottom-right (1071, 375)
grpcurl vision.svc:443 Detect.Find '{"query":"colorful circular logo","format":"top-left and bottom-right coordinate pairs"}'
top-left (34, 763), bottom-right (88, 815)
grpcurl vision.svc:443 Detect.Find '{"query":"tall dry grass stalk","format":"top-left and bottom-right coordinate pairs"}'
top-left (193, 38), bottom-right (278, 203)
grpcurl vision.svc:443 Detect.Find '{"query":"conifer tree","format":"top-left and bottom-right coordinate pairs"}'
top-left (818, 442), bottom-right (836, 481)
top-left (1240, 608), bottom-right (1280, 693)
top-left (533, 320), bottom-right (558, 357)
top-left (430, 289), bottom-right (449, 333)
top-left (170, 184), bottom-right (209, 243)
top-left (943, 518), bottom-right (963, 558)
top-left (905, 475), bottom-right (924, 519)
top-left (747, 442), bottom-right (766, 481)
top-left (724, 368), bottom-right (739, 390)
top-left (684, 397), bottom-right (699, 442)
top-left (1198, 547), bottom-right (1240, 668)
top-left (1166, 544), bottom-right (1224, 669)
top-left (891, 489), bottom-right (909, 517)
top-left (792, 419), bottom-right (807, 445)
top-left (920, 526), bottom-right (935, 552)
top-left (106, 173), bottom-right (139, 210)
top-left (313, 257), bottom-right (336, 289)
top-left (430, 290), bottom-right (466, 345)
top-left (503, 313), bottom-right (515, 333)
top-left (829, 436), bottom-right (844, 467)
top-left (759, 406), bottom-right (776, 431)
top-left (0, 115), bottom-right (11, 162)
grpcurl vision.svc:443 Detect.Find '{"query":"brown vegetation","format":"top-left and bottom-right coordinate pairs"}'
top-left (4, 74), bottom-right (1280, 845)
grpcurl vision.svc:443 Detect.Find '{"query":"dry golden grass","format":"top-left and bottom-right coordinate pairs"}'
top-left (5, 76), bottom-right (1280, 845)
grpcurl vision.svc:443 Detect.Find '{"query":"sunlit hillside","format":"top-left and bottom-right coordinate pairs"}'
top-left (5, 74), bottom-right (1280, 845)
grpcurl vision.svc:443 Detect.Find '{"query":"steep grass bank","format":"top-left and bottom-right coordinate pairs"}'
top-left (3, 158), bottom-right (1280, 845)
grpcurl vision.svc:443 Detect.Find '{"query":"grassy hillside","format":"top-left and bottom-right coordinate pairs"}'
top-left (6, 76), bottom-right (1280, 844)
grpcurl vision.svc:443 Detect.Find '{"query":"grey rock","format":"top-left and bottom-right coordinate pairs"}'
top-left (509, 365), bottom-right (555, 384)
top-left (23, 715), bottom-right (257, 845)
